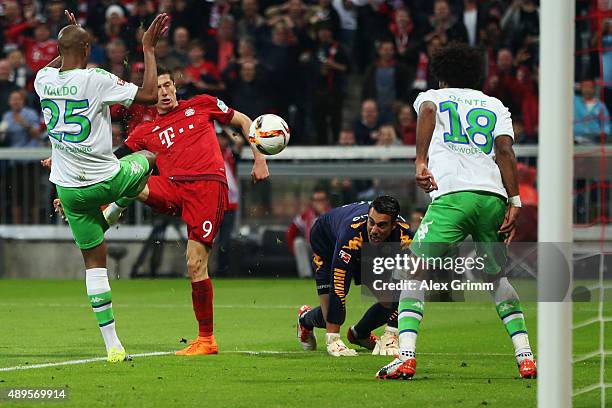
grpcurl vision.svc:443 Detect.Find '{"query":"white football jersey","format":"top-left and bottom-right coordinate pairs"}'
top-left (34, 67), bottom-right (138, 187)
top-left (413, 88), bottom-right (514, 200)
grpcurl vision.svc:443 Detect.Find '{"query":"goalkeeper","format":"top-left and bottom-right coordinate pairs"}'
top-left (296, 195), bottom-right (413, 357)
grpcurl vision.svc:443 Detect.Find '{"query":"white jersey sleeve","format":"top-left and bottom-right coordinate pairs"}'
top-left (93, 68), bottom-right (138, 107)
top-left (492, 102), bottom-right (514, 139)
top-left (413, 90), bottom-right (437, 114)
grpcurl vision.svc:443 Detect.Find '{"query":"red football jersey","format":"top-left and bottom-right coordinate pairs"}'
top-left (125, 94), bottom-right (234, 180)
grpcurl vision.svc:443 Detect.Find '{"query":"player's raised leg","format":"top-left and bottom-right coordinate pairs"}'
top-left (103, 151), bottom-right (156, 225)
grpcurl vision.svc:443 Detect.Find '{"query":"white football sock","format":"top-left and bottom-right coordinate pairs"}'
top-left (86, 268), bottom-right (123, 352)
top-left (398, 281), bottom-right (424, 361)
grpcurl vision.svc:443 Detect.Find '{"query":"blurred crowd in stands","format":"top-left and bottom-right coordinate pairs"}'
top-left (0, 0), bottom-right (610, 228)
top-left (0, 0), bottom-right (608, 150)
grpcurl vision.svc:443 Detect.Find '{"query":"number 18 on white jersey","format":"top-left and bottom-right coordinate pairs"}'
top-left (413, 88), bottom-right (514, 200)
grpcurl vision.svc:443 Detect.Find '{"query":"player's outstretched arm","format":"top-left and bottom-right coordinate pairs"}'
top-left (495, 135), bottom-right (521, 244)
top-left (134, 13), bottom-right (169, 105)
top-left (44, 10), bottom-right (79, 69)
top-left (229, 110), bottom-right (269, 183)
top-left (415, 101), bottom-right (438, 193)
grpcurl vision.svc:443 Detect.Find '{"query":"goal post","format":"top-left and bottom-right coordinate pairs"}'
top-left (537, 1), bottom-right (575, 407)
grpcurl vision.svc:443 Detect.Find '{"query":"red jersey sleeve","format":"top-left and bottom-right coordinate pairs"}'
top-left (125, 123), bottom-right (149, 151)
top-left (193, 94), bottom-right (235, 125)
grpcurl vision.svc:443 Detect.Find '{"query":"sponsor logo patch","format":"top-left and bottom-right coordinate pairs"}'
top-left (338, 250), bottom-right (352, 264)
top-left (217, 98), bottom-right (228, 113)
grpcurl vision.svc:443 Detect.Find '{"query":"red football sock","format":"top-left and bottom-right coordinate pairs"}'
top-left (191, 278), bottom-right (214, 337)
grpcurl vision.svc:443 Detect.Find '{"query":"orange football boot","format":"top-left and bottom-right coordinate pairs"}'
top-left (376, 356), bottom-right (417, 380)
top-left (175, 335), bottom-right (218, 355)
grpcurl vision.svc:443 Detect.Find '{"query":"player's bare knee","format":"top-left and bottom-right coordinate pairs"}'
top-left (194, 264), bottom-right (209, 281)
top-left (186, 252), bottom-right (209, 281)
top-left (186, 255), bottom-right (200, 278)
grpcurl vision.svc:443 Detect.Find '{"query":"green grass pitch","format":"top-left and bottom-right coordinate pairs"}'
top-left (0, 279), bottom-right (609, 407)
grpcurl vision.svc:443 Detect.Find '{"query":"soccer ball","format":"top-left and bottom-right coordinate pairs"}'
top-left (248, 114), bottom-right (290, 155)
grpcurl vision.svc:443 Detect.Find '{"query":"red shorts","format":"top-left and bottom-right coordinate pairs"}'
top-left (145, 177), bottom-right (228, 246)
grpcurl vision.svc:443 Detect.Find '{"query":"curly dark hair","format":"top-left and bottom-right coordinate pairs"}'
top-left (429, 42), bottom-right (484, 89)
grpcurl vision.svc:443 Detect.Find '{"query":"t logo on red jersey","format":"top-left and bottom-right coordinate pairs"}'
top-left (159, 127), bottom-right (176, 148)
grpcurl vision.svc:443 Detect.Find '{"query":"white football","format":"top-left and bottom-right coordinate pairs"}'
top-left (248, 114), bottom-right (290, 155)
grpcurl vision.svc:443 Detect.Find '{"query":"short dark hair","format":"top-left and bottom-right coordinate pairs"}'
top-left (430, 42), bottom-right (484, 89)
top-left (370, 195), bottom-right (400, 220)
top-left (157, 64), bottom-right (174, 82)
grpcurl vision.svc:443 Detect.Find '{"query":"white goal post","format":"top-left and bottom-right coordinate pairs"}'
top-left (538, 1), bottom-right (574, 407)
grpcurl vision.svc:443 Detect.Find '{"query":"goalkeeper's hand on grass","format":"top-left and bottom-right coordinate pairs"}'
top-left (372, 328), bottom-right (399, 356)
top-left (326, 334), bottom-right (357, 357)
